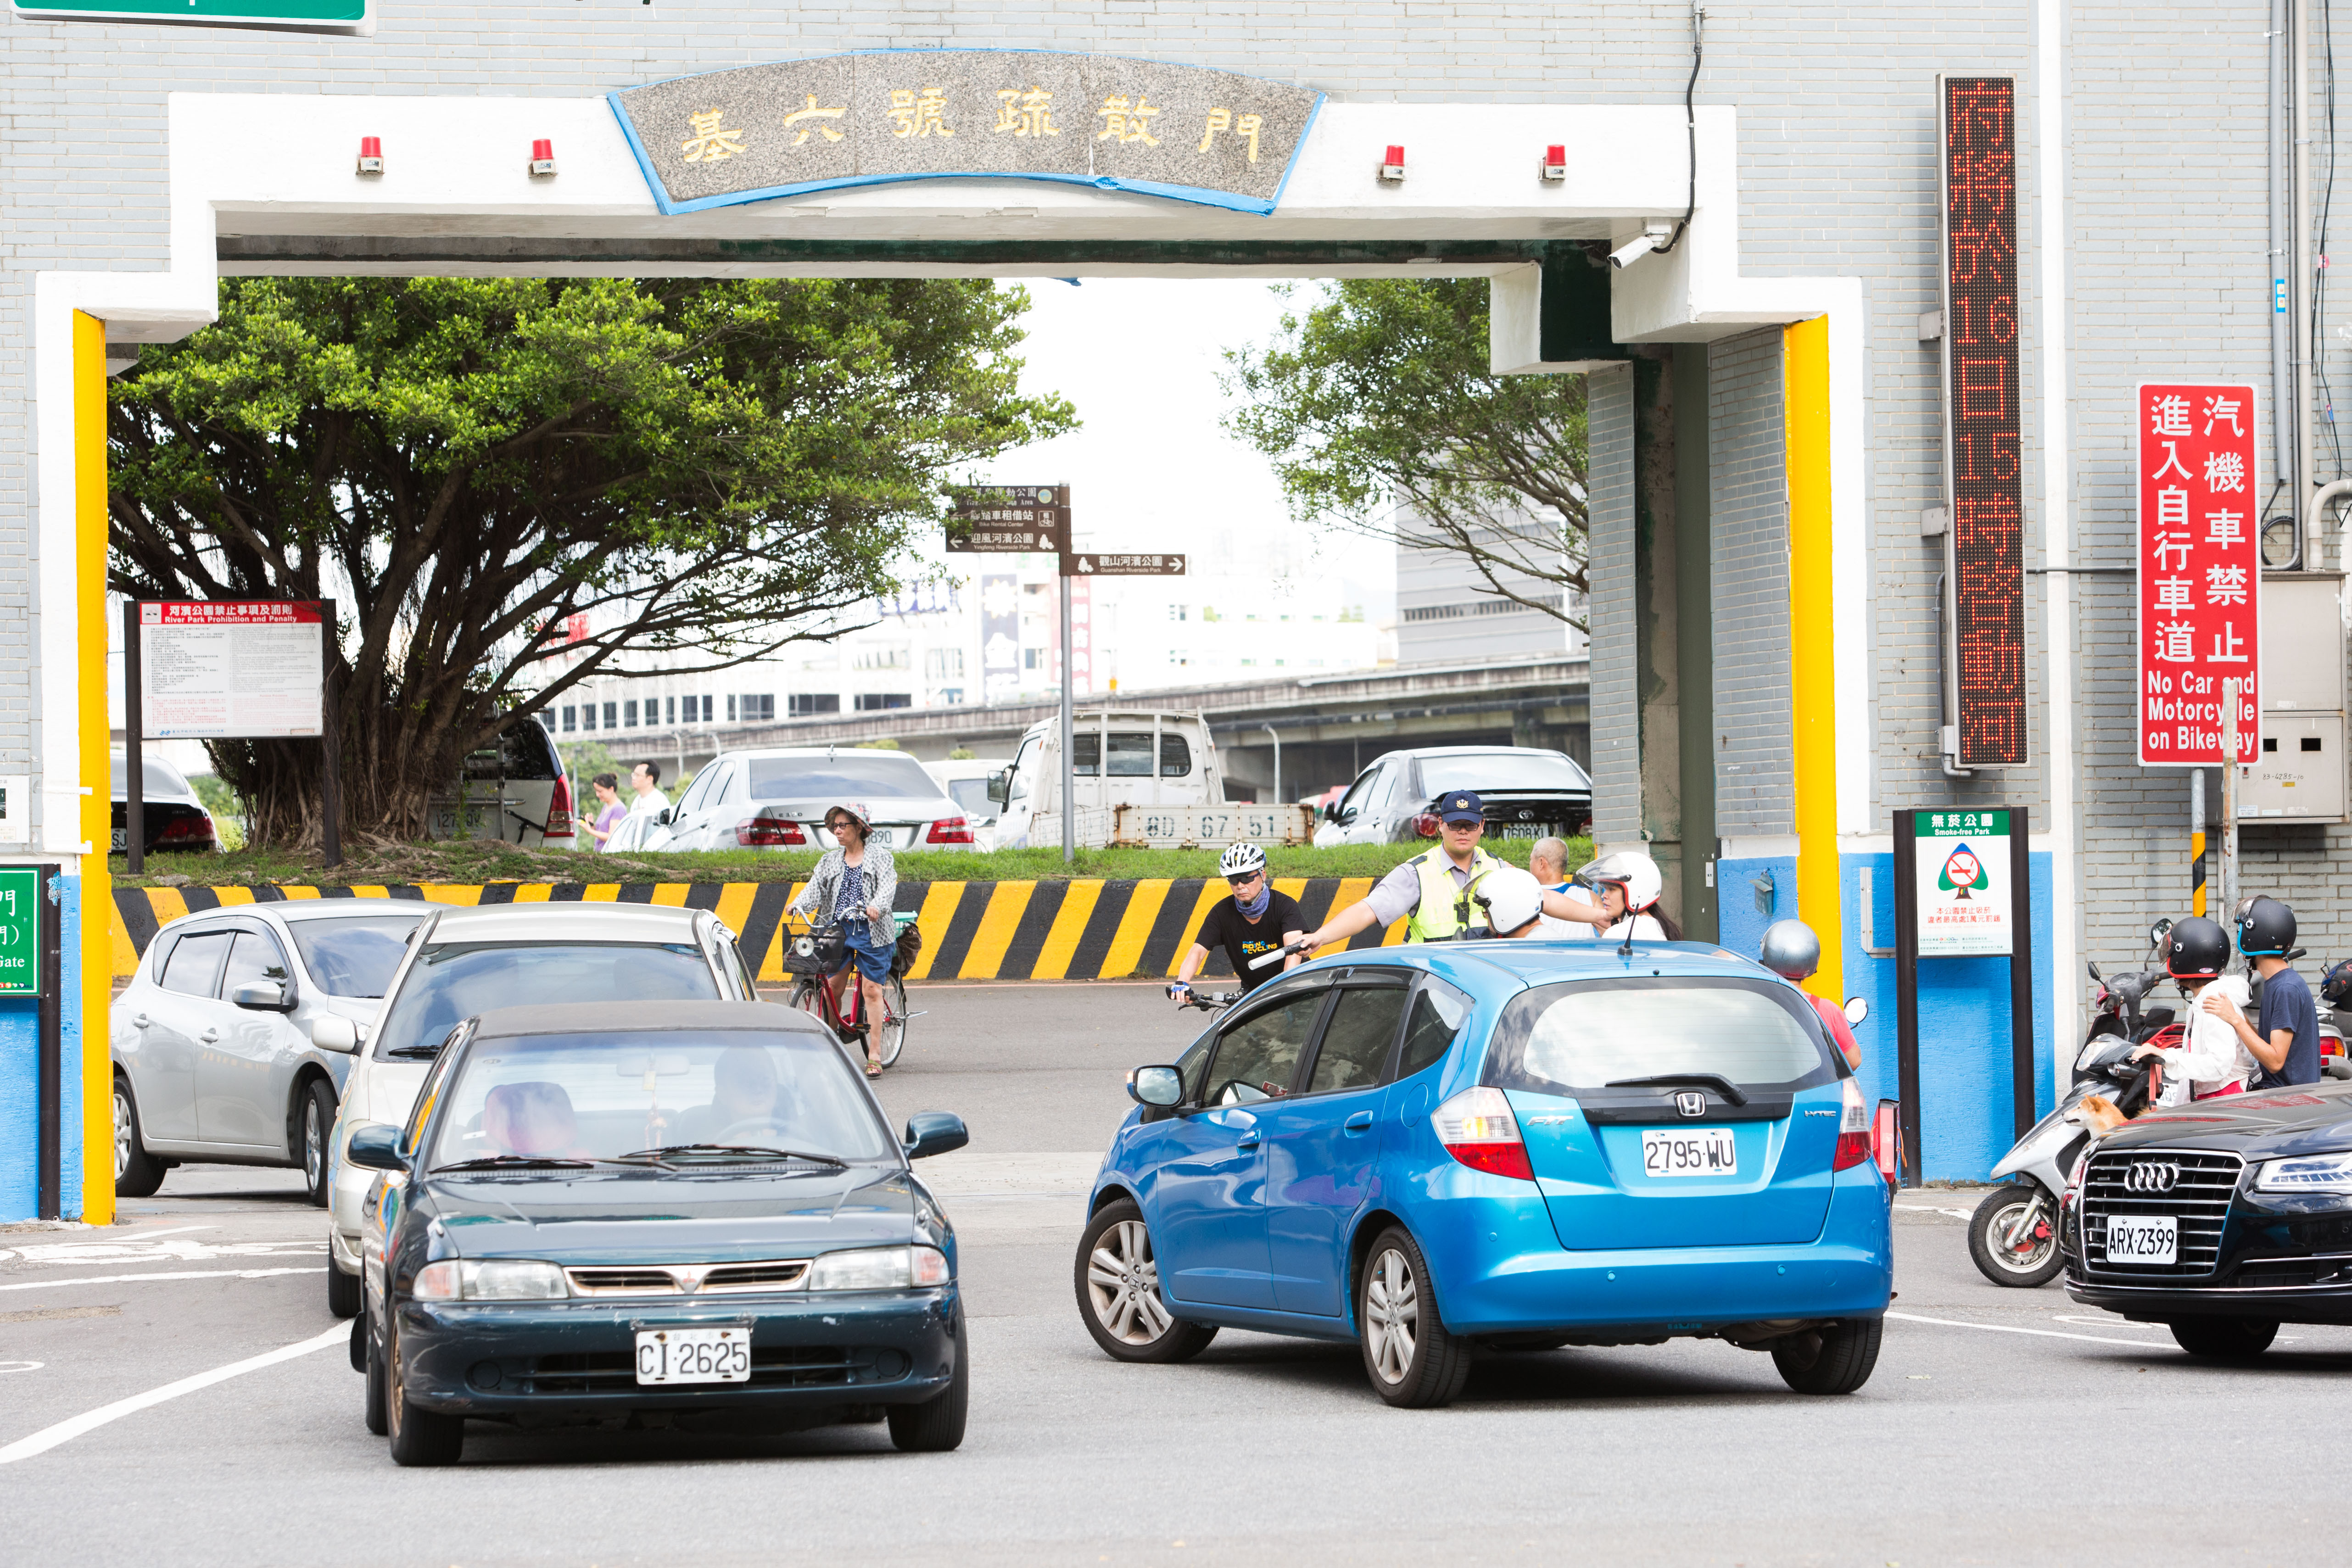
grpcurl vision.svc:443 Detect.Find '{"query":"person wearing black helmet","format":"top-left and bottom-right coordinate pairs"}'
top-left (2203, 896), bottom-right (2320, 1088)
top-left (2131, 916), bottom-right (2257, 1106)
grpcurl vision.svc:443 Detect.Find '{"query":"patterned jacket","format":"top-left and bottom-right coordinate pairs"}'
top-left (787, 843), bottom-right (899, 944)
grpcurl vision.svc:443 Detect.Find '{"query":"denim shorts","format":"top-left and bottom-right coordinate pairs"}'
top-left (834, 926), bottom-right (894, 982)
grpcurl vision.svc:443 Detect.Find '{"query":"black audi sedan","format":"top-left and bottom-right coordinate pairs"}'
top-left (347, 999), bottom-right (969, 1466)
top-left (2062, 1083), bottom-right (2352, 1356)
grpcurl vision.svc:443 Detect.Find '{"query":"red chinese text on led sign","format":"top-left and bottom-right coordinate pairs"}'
top-left (2136, 383), bottom-right (2262, 766)
top-left (1940, 75), bottom-right (2026, 768)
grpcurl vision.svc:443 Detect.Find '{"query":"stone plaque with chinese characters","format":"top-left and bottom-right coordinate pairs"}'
top-left (2135, 382), bottom-right (2263, 767)
top-left (609, 51), bottom-right (1323, 216)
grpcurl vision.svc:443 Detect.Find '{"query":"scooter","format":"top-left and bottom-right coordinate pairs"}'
top-left (1968, 920), bottom-right (2177, 1289)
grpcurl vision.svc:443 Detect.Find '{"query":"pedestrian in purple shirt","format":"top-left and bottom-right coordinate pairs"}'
top-left (586, 773), bottom-right (626, 850)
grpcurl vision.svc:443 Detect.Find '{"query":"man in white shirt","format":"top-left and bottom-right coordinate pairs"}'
top-left (627, 760), bottom-right (668, 818)
top-left (1528, 836), bottom-right (1602, 939)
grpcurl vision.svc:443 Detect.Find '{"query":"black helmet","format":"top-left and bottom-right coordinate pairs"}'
top-left (2236, 895), bottom-right (2297, 959)
top-left (2165, 916), bottom-right (2231, 981)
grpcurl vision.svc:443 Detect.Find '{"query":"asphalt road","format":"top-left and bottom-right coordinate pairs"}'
top-left (7, 980), bottom-right (2351, 1567)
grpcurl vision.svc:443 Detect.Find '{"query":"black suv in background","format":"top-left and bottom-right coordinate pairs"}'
top-left (1311, 745), bottom-right (1593, 848)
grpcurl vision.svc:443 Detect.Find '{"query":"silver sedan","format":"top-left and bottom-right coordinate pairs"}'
top-left (110, 898), bottom-right (427, 1204)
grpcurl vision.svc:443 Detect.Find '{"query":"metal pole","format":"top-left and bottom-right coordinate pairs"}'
top-left (1262, 723), bottom-right (1281, 807)
top-left (2273, 0), bottom-right (2296, 504)
top-left (123, 599), bottom-right (144, 876)
top-left (2190, 767), bottom-right (2207, 918)
top-left (1059, 567), bottom-right (1074, 865)
top-left (2007, 805), bottom-right (2036, 1140)
top-left (320, 599), bottom-right (343, 870)
top-left (2295, 0), bottom-right (2317, 525)
top-left (1891, 809), bottom-right (1923, 1187)
top-left (2222, 678), bottom-right (2240, 924)
top-left (36, 862), bottom-right (60, 1221)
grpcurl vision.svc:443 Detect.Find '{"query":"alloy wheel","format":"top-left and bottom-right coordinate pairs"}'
top-left (1085, 1219), bottom-right (1174, 1345)
top-left (304, 1099), bottom-right (326, 1188)
top-left (1364, 1247), bottom-right (1419, 1384)
top-left (113, 1088), bottom-right (132, 1181)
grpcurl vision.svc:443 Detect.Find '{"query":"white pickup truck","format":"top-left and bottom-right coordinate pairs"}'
top-left (988, 709), bottom-right (1313, 850)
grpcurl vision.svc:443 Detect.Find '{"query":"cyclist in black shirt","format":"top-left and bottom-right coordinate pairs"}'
top-left (1170, 842), bottom-right (1308, 1002)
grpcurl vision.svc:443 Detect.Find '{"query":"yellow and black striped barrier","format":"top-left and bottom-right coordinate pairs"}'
top-left (112, 880), bottom-right (1411, 983)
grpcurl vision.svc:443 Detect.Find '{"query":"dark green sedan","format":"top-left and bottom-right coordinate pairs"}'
top-left (347, 999), bottom-right (970, 1465)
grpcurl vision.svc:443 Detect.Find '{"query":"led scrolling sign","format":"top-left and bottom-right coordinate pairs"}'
top-left (1939, 75), bottom-right (2028, 769)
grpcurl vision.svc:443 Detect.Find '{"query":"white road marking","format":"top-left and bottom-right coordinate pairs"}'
top-left (0, 1362), bottom-right (42, 1375)
top-left (1893, 1205), bottom-right (1978, 1221)
top-left (1887, 1309), bottom-right (2170, 1350)
top-left (0, 1322), bottom-right (347, 1464)
top-left (0, 1267), bottom-right (325, 1294)
top-left (1, 1237), bottom-right (321, 1268)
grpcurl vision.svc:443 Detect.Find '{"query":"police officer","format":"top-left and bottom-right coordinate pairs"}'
top-left (2206, 895), bottom-right (2321, 1088)
top-left (1291, 791), bottom-right (1607, 952)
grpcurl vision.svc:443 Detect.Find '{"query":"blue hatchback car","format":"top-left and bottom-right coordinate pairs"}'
top-left (1073, 941), bottom-right (1894, 1406)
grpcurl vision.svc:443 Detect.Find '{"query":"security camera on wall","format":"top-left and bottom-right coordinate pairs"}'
top-left (1609, 222), bottom-right (1677, 270)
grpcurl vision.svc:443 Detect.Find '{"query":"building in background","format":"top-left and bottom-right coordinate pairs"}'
top-left (1394, 509), bottom-right (1586, 665)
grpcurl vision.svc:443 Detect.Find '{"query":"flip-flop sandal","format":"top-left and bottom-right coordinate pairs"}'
top-left (866, 1059), bottom-right (883, 1077)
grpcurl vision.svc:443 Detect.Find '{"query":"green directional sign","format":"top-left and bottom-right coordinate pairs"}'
top-left (11, 0), bottom-right (370, 33)
top-left (0, 867), bottom-right (41, 998)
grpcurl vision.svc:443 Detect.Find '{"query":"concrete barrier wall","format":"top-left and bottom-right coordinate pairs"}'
top-left (112, 879), bottom-right (1410, 983)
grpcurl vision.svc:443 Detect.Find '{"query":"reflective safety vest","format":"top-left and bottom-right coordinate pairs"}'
top-left (1406, 845), bottom-right (1505, 942)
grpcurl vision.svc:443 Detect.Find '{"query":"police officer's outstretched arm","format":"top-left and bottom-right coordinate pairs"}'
top-left (1294, 900), bottom-right (1379, 956)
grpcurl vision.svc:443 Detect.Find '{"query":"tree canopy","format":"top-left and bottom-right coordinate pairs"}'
top-left (1221, 278), bottom-right (1590, 627)
top-left (111, 275), bottom-right (1074, 844)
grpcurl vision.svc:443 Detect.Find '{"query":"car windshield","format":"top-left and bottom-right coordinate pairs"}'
top-left (373, 942), bottom-right (718, 1060)
top-left (288, 913), bottom-right (427, 998)
top-left (744, 754), bottom-right (937, 802)
top-left (1484, 977), bottom-right (1834, 1095)
top-left (425, 1028), bottom-right (893, 1168)
top-left (1418, 752), bottom-right (1590, 795)
top-left (108, 754), bottom-right (190, 798)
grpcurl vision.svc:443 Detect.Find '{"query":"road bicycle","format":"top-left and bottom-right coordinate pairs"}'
top-left (782, 915), bottom-right (918, 1070)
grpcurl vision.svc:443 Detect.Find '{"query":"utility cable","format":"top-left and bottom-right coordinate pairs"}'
top-left (2318, 0), bottom-right (2343, 477)
top-left (1655, 4), bottom-right (1705, 255)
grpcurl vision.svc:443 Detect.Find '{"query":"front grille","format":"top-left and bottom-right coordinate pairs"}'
top-left (2232, 1259), bottom-right (2322, 1289)
top-left (2079, 1148), bottom-right (2245, 1278)
top-left (564, 1259), bottom-right (812, 1297)
top-left (519, 1345), bottom-right (906, 1395)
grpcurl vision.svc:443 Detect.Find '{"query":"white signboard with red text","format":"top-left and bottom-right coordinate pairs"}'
top-left (2137, 383), bottom-right (2262, 766)
top-left (136, 600), bottom-right (326, 739)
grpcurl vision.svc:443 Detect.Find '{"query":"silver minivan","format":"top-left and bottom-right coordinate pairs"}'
top-left (111, 899), bottom-right (428, 1204)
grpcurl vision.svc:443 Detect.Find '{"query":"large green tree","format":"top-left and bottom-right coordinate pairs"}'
top-left (1222, 278), bottom-right (1590, 628)
top-left (111, 276), bottom-right (1073, 846)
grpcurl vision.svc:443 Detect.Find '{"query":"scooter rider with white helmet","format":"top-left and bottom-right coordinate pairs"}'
top-left (1169, 842), bottom-right (1309, 1004)
top-left (1759, 918), bottom-right (1863, 1071)
top-left (2131, 916), bottom-right (2256, 1106)
top-left (1577, 850), bottom-right (1680, 941)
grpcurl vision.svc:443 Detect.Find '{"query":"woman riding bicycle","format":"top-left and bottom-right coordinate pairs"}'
top-left (786, 802), bottom-right (899, 1078)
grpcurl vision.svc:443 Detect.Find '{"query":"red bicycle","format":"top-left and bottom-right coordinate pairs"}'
top-left (782, 916), bottom-right (912, 1069)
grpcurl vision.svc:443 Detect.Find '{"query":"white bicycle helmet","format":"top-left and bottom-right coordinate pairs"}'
top-left (1219, 842), bottom-right (1268, 879)
top-left (1578, 850), bottom-right (1663, 912)
top-left (1476, 865), bottom-right (1546, 937)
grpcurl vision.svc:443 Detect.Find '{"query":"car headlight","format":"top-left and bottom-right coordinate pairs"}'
top-left (2255, 1151), bottom-right (2352, 1193)
top-left (412, 1259), bottom-right (570, 1301)
top-left (803, 1245), bottom-right (951, 1291)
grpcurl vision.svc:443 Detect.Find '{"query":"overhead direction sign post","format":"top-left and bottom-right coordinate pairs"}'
top-left (1062, 554), bottom-right (1187, 577)
top-left (944, 484), bottom-right (1070, 554)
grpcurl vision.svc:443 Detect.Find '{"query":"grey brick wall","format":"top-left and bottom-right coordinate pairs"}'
top-left (1586, 364), bottom-right (1640, 844)
top-left (1709, 328), bottom-right (1793, 837)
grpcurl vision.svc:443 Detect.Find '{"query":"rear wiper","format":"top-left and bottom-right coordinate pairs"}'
top-left (1605, 1073), bottom-right (1750, 1107)
top-left (383, 1044), bottom-right (445, 1061)
top-left (430, 1155), bottom-right (597, 1172)
top-left (614, 1144), bottom-right (847, 1166)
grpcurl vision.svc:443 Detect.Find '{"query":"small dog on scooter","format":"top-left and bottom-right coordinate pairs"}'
top-left (2064, 1094), bottom-right (2130, 1137)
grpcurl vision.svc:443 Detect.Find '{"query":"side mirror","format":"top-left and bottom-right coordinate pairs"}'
top-left (346, 1121), bottom-right (407, 1172)
top-left (902, 1110), bottom-right (969, 1161)
top-left (1843, 996), bottom-right (1870, 1027)
top-left (309, 1014), bottom-right (360, 1053)
top-left (2150, 917), bottom-right (2174, 946)
top-left (657, 808), bottom-right (673, 826)
top-left (233, 980), bottom-right (295, 1014)
top-left (1128, 1065), bottom-right (1184, 1109)
top-left (986, 770), bottom-right (1009, 807)
top-left (2087, 960), bottom-right (2104, 983)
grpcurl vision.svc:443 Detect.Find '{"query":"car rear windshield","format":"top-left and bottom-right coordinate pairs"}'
top-left (744, 754), bottom-right (936, 802)
top-left (109, 754), bottom-right (191, 798)
top-left (942, 777), bottom-right (994, 816)
top-left (288, 913), bottom-right (426, 998)
top-left (1481, 977), bottom-right (1835, 1097)
top-left (1418, 752), bottom-right (1590, 796)
top-left (372, 942), bottom-right (718, 1060)
top-left (425, 1028), bottom-right (892, 1168)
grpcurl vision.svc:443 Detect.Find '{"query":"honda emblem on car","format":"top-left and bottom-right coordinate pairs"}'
top-left (2123, 1161), bottom-right (2180, 1194)
top-left (1675, 1092), bottom-right (1706, 1118)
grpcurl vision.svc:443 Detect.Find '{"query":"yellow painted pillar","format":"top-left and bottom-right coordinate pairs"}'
top-left (76, 310), bottom-right (114, 1226)
top-left (1784, 316), bottom-right (1842, 1004)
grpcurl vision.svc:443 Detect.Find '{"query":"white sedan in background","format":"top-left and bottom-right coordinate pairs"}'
top-left (648, 747), bottom-right (978, 852)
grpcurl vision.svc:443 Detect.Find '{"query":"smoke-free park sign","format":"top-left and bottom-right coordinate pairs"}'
top-left (1911, 809), bottom-right (2014, 957)
top-left (10, 0), bottom-right (370, 34)
top-left (609, 52), bottom-right (1323, 216)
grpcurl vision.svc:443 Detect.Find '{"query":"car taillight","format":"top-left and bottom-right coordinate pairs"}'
top-left (1413, 813), bottom-right (1439, 839)
top-left (1832, 1078), bottom-right (1872, 1172)
top-left (926, 815), bottom-right (974, 845)
top-left (156, 814), bottom-right (213, 845)
top-left (1431, 1087), bottom-right (1532, 1180)
top-left (546, 773), bottom-right (574, 836)
top-left (736, 815), bottom-right (808, 847)
top-left (1872, 1097), bottom-right (1899, 1183)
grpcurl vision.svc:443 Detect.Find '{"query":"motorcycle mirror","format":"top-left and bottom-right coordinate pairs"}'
top-left (1843, 996), bottom-right (1869, 1027)
top-left (2087, 960), bottom-right (2103, 982)
top-left (2150, 917), bottom-right (2173, 947)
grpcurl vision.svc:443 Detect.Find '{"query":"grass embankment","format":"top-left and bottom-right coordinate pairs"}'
top-left (108, 836), bottom-right (1592, 890)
